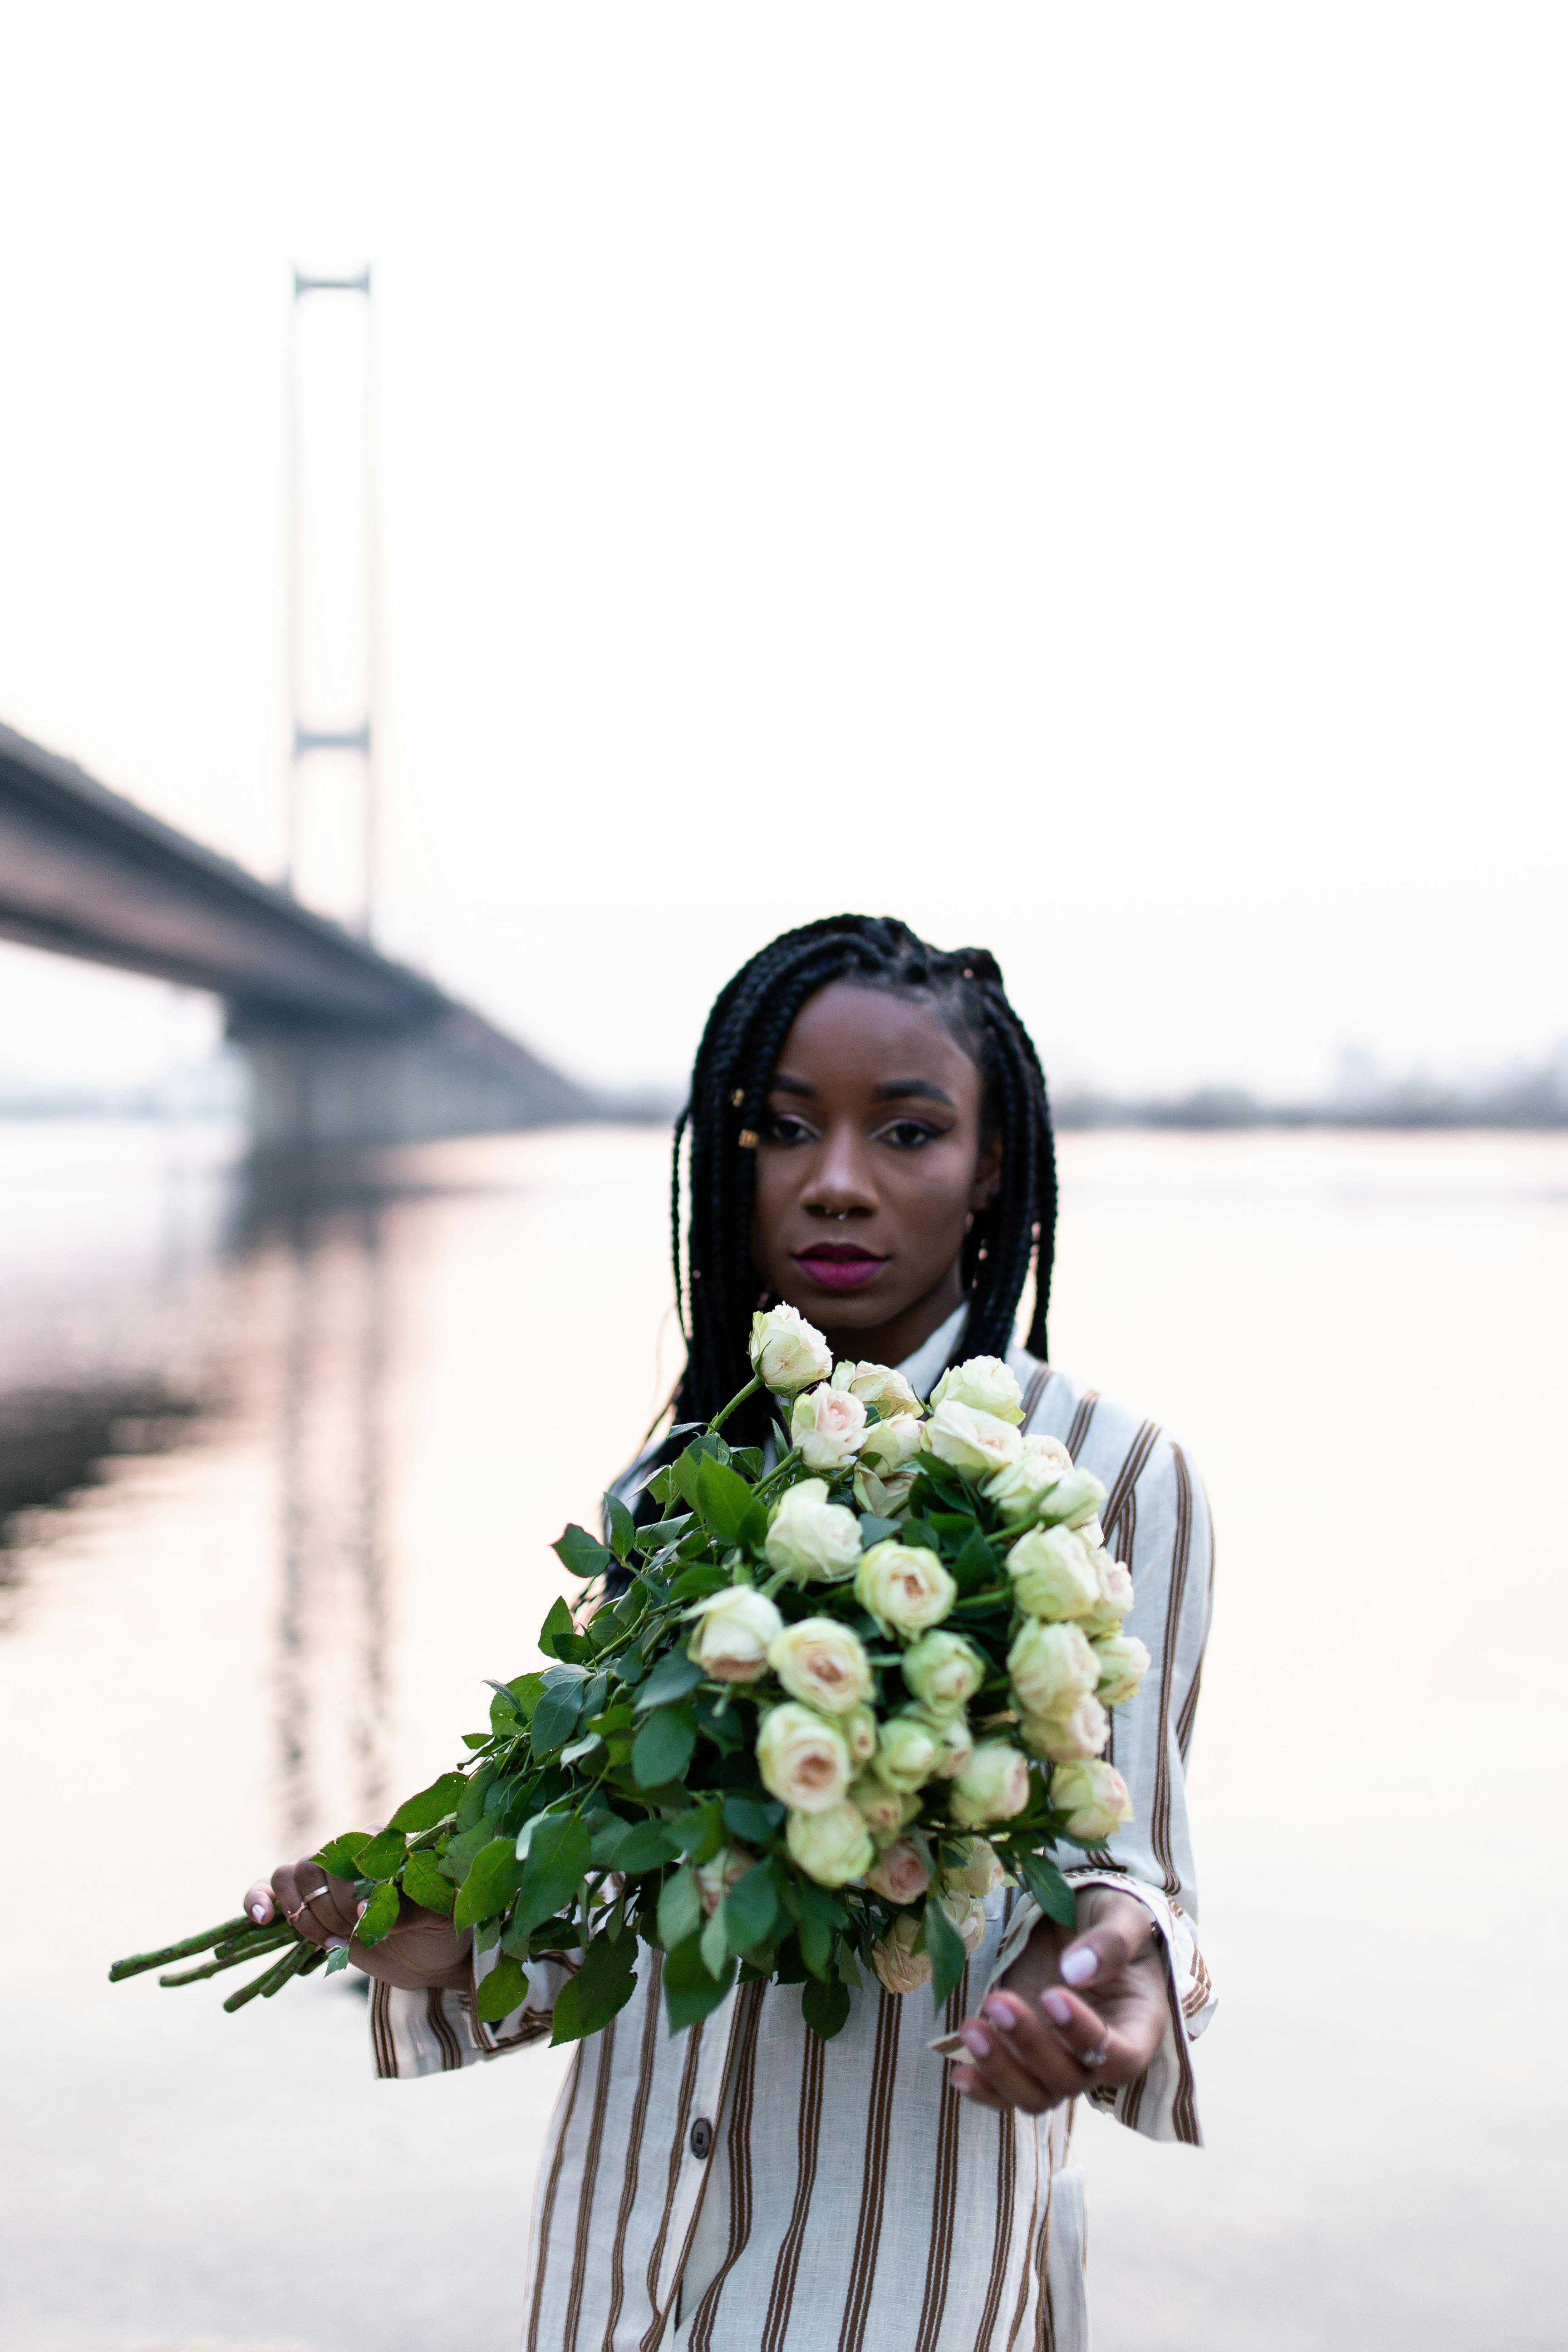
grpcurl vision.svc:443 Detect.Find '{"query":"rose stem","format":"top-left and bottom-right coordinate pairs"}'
top-left (222, 1937), bottom-right (312, 2013)
top-left (158, 1932), bottom-right (297, 1986)
top-left (108, 1916), bottom-right (256, 1982)
top-left (706, 1375), bottom-right (761, 1434)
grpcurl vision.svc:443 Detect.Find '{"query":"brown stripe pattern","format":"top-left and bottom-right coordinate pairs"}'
top-left (1062, 1390), bottom-right (1100, 1459)
top-left (836, 1989), bottom-right (904, 2352)
top-left (1150, 1443), bottom-right (1196, 1895)
top-left (972, 2098), bottom-right (1019, 2352)
top-left (600, 1952), bottom-right (665, 2352)
top-left (637, 2019), bottom-right (707, 2351)
top-left (913, 1967), bottom-right (970, 2352)
top-left (526, 2047), bottom-right (585, 2352)
top-left (369, 1978), bottom-right (396, 2079)
top-left (562, 2017), bottom-right (620, 2352)
top-left (687, 1983), bottom-right (767, 2350)
top-left (424, 1988), bottom-right (464, 2071)
top-left (1099, 1416), bottom-right (1160, 1552)
top-left (760, 2016), bottom-right (826, 2352)
top-left (1174, 1500), bottom-right (1215, 1761)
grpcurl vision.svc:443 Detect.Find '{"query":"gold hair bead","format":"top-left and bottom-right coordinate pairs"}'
top-left (737, 1129), bottom-right (759, 1149)
top-left (730, 1089), bottom-right (745, 1108)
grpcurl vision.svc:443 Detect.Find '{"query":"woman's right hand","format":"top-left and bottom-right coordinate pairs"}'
top-left (244, 1859), bottom-right (473, 1992)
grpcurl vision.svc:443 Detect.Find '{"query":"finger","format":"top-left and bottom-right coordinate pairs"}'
top-left (949, 2063), bottom-right (1004, 2110)
top-left (273, 1862), bottom-right (357, 1947)
top-left (244, 1880), bottom-right (275, 1927)
top-left (1038, 1985), bottom-right (1139, 2085)
top-left (1057, 1896), bottom-right (1160, 1991)
top-left (958, 2008), bottom-right (1079, 2112)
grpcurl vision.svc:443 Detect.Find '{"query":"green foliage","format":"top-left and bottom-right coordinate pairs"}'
top-left (354, 1829), bottom-right (408, 1881)
top-left (724, 1860), bottom-right (781, 1953)
top-left (633, 1650), bottom-right (706, 1714)
top-left (475, 1956), bottom-right (529, 2022)
top-left (553, 1524), bottom-right (614, 1582)
top-left (663, 1935), bottom-right (736, 2033)
top-left (510, 1815), bottom-right (591, 1943)
top-left (603, 1490), bottom-right (637, 1561)
top-left (536, 1595), bottom-right (578, 1658)
top-left (400, 1850), bottom-right (457, 1916)
top-left (694, 1453), bottom-right (767, 1549)
top-left (530, 1674), bottom-right (586, 1758)
top-left (1017, 1851), bottom-right (1079, 1929)
top-left (631, 1706), bottom-right (696, 1788)
top-left (721, 1795), bottom-right (783, 1844)
top-left (356, 1882), bottom-right (402, 1945)
top-left (922, 1893), bottom-right (968, 2007)
top-left (657, 1865), bottom-right (703, 1951)
top-left (313, 1832), bottom-right (369, 1879)
top-left (388, 1773), bottom-right (468, 1834)
top-left (454, 1836), bottom-right (522, 1931)
top-left (801, 1975), bottom-right (851, 2040)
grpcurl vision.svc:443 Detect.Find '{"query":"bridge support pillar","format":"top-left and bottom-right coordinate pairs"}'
top-left (231, 1011), bottom-right (588, 1153)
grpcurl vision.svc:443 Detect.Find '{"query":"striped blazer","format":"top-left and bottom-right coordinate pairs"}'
top-left (374, 1334), bottom-right (1217, 2352)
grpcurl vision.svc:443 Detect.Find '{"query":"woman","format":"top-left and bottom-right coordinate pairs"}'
top-left (249, 915), bottom-right (1215, 2352)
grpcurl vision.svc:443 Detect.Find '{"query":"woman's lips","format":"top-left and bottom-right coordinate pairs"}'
top-left (793, 1243), bottom-right (888, 1292)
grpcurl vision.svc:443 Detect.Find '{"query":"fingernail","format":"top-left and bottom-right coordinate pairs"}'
top-left (250, 1902), bottom-right (269, 1922)
top-left (325, 1937), bottom-right (349, 1952)
top-left (983, 1993), bottom-right (1022, 2028)
top-left (356, 1900), bottom-right (368, 1917)
top-left (1060, 1947), bottom-right (1098, 1986)
top-left (1041, 1989), bottom-right (1072, 2026)
top-left (951, 2067), bottom-right (976, 2096)
top-left (959, 2023), bottom-right (991, 2057)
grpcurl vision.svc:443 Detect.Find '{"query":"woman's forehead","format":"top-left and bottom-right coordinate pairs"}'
top-left (770, 980), bottom-right (980, 1098)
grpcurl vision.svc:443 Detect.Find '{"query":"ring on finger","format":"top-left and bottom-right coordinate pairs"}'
top-left (285, 1883), bottom-right (335, 1925)
top-left (1078, 2035), bottom-right (1112, 2072)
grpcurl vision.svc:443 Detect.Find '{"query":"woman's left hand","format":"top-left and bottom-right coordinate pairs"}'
top-left (948, 1887), bottom-right (1170, 2113)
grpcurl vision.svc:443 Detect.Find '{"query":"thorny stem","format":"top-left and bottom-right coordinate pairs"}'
top-left (706, 1375), bottom-right (762, 1435)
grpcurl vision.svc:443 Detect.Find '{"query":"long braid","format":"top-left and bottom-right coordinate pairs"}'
top-left (658, 915), bottom-right (1058, 1463)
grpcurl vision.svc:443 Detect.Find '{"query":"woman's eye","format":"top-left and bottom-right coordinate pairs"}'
top-left (762, 1112), bottom-right (816, 1145)
top-left (880, 1120), bottom-right (944, 1150)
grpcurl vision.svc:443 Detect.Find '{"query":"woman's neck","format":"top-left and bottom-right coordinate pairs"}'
top-left (817, 1261), bottom-right (966, 1372)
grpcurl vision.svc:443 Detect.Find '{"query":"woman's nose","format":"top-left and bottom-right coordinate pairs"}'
top-left (801, 1128), bottom-right (879, 1218)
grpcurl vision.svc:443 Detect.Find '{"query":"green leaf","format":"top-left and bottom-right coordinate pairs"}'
top-left (857, 1515), bottom-right (901, 1547)
top-left (352, 1829), bottom-right (407, 1881)
top-left (399, 1850), bottom-right (457, 1916)
top-left (531, 1680), bottom-right (585, 1758)
top-left (657, 1865), bottom-right (702, 1950)
top-left (550, 1967), bottom-right (638, 2046)
top-left (1018, 1851), bottom-right (1079, 1930)
top-left (798, 1915), bottom-right (833, 1979)
top-left (356, 1881), bottom-right (402, 1945)
top-left (475, 1955), bottom-right (529, 2022)
top-left (801, 1975), bottom-right (852, 2040)
top-left (633, 1650), bottom-right (706, 1714)
top-left (722, 1795), bottom-right (783, 1844)
top-left (324, 1944), bottom-right (351, 1974)
top-left (603, 1490), bottom-right (637, 1561)
top-left (454, 1837), bottom-right (522, 1932)
top-left (953, 1527), bottom-right (1000, 1591)
top-left (670, 1801), bottom-right (726, 1862)
top-left (700, 1907), bottom-right (730, 1978)
top-left (663, 1935), bottom-right (736, 2033)
top-left (670, 1446), bottom-right (706, 1512)
top-left (631, 1707), bottom-right (696, 1788)
top-left (600, 1818), bottom-right (682, 1874)
top-left (665, 1566), bottom-right (729, 1603)
top-left (923, 1894), bottom-right (968, 2007)
top-left (724, 1861), bottom-right (780, 1953)
top-left (511, 1814), bottom-right (592, 1943)
top-left (559, 1733), bottom-right (603, 1767)
top-left (455, 1765), bottom-right (498, 1830)
top-left (695, 1454), bottom-right (767, 1549)
top-left (388, 1773), bottom-right (469, 1835)
top-left (554, 1524), bottom-right (614, 1581)
top-left (577, 1921), bottom-right (639, 2010)
top-left (313, 1832), bottom-right (370, 1879)
top-left (537, 1595), bottom-right (577, 1658)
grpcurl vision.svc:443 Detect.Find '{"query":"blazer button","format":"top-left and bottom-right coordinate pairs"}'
top-left (689, 2116), bottom-right (713, 2160)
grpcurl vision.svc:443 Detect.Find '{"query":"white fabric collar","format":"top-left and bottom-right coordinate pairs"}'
top-left (894, 1301), bottom-right (968, 1402)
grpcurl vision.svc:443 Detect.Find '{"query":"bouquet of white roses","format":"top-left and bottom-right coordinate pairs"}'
top-left (111, 1308), bottom-right (1148, 2043)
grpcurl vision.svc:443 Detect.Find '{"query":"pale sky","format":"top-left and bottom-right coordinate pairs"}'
top-left (1, 5), bottom-right (1564, 1098)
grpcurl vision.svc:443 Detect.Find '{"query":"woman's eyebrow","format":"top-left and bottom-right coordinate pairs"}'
top-left (770, 1073), bottom-right (815, 1097)
top-left (873, 1079), bottom-right (955, 1106)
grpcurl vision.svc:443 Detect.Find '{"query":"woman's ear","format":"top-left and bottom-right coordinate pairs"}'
top-left (970, 1135), bottom-right (1003, 1212)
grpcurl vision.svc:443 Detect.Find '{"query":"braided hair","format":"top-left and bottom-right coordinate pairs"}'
top-left (665, 914), bottom-right (1057, 1454)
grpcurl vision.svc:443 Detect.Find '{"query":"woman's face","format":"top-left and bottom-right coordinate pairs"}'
top-left (750, 979), bottom-right (1000, 1367)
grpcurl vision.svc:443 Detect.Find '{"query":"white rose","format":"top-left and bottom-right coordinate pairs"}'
top-left (942, 1837), bottom-right (1004, 1899)
top-left (1007, 1617), bottom-right (1100, 1717)
top-left (870, 1910), bottom-right (931, 1993)
top-left (841, 1704), bottom-right (879, 1766)
top-left (929, 1355), bottom-right (1025, 1424)
top-left (850, 1776), bottom-right (921, 1841)
top-left (756, 1701), bottom-right (852, 1813)
top-left (864, 1835), bottom-right (932, 1905)
top-left (764, 1478), bottom-right (863, 1583)
top-left (1078, 1546), bottom-right (1135, 1633)
top-left (922, 1399), bottom-right (1023, 1478)
top-left (1019, 1692), bottom-right (1109, 1763)
top-left (749, 1304), bottom-right (832, 1393)
top-left (870, 1711), bottom-right (945, 1792)
top-left (786, 1800), bottom-right (874, 1887)
top-left (1036, 1466), bottom-right (1108, 1531)
top-left (949, 1741), bottom-right (1032, 1827)
top-left (900, 1629), bottom-right (985, 1710)
top-left (790, 1382), bottom-right (868, 1470)
top-left (1050, 1758), bottom-right (1133, 1842)
top-left (853, 1462), bottom-right (919, 1517)
top-left (984, 1432), bottom-right (1075, 1515)
top-left (924, 1706), bottom-right (973, 1780)
top-left (831, 1360), bottom-right (924, 1419)
top-left (856, 1412), bottom-right (924, 1476)
top-left (694, 1843), bottom-right (754, 1914)
top-left (1005, 1524), bottom-right (1101, 1621)
top-left (767, 1617), bottom-right (873, 1714)
top-left (1091, 1631), bottom-right (1150, 1706)
top-left (855, 1540), bottom-right (957, 1634)
top-left (944, 1890), bottom-right (990, 1956)
top-left (685, 1585), bottom-right (785, 1682)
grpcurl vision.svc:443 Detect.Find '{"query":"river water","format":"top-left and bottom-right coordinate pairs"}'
top-left (0, 1120), bottom-right (1563, 2352)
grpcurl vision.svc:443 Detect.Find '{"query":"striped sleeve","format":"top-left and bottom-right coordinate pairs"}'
top-left (370, 1941), bottom-right (576, 2081)
top-left (987, 1421), bottom-right (1217, 2146)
